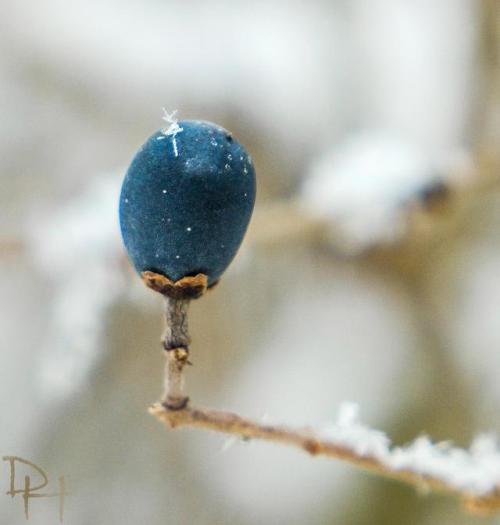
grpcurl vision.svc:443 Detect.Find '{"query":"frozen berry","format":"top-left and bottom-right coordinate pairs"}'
top-left (119, 119), bottom-right (256, 287)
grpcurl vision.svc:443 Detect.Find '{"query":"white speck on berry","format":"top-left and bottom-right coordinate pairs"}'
top-left (186, 227), bottom-right (192, 232)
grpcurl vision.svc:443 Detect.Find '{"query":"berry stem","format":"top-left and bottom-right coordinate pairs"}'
top-left (140, 271), bottom-right (208, 408)
top-left (162, 297), bottom-right (191, 409)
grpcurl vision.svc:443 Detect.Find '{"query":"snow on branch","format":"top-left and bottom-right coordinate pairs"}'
top-left (150, 399), bottom-right (500, 515)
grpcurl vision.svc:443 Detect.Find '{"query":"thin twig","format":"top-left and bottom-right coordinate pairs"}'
top-left (147, 276), bottom-right (500, 515)
top-left (149, 402), bottom-right (500, 515)
top-left (144, 256), bottom-right (500, 516)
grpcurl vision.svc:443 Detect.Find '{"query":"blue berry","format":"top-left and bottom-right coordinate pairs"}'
top-left (119, 120), bottom-right (256, 287)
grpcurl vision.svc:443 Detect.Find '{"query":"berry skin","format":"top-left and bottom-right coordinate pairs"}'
top-left (119, 120), bottom-right (256, 287)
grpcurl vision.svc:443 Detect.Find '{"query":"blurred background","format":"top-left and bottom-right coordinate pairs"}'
top-left (1, 0), bottom-right (500, 523)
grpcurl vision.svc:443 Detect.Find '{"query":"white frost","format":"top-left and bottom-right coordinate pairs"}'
top-left (27, 174), bottom-right (125, 402)
top-left (161, 108), bottom-right (184, 157)
top-left (321, 403), bottom-right (500, 495)
top-left (301, 132), bottom-right (471, 254)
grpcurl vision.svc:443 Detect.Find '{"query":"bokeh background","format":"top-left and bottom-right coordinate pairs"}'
top-left (1, 0), bottom-right (500, 523)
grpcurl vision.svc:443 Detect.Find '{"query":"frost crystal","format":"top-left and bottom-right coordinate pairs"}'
top-left (161, 108), bottom-right (184, 157)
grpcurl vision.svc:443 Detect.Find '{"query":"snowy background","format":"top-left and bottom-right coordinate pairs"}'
top-left (1, 0), bottom-right (500, 523)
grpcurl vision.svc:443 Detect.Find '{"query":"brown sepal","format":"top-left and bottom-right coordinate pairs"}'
top-left (141, 271), bottom-right (208, 299)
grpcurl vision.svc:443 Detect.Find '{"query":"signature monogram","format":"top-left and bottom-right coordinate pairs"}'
top-left (2, 456), bottom-right (67, 522)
